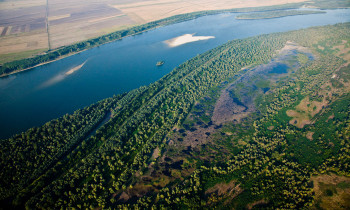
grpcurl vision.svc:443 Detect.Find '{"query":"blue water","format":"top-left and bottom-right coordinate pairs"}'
top-left (0, 9), bottom-right (349, 139)
top-left (268, 63), bottom-right (289, 74)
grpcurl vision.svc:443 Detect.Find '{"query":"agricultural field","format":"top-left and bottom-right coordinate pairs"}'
top-left (1, 1), bottom-right (350, 209)
top-left (1, 22), bottom-right (349, 209)
top-left (0, 0), bottom-right (308, 63)
top-left (112, 0), bottom-right (307, 23)
top-left (0, 0), bottom-right (48, 57)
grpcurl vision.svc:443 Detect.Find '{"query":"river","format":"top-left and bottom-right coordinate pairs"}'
top-left (0, 9), bottom-right (349, 139)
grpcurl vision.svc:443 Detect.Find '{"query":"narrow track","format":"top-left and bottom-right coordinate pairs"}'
top-left (45, 0), bottom-right (51, 50)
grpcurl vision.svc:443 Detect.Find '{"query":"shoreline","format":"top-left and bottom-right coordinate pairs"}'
top-left (0, 4), bottom-right (308, 78)
top-left (1, 5), bottom-right (347, 78)
top-left (0, 26), bottom-right (156, 78)
top-left (0, 50), bottom-right (87, 78)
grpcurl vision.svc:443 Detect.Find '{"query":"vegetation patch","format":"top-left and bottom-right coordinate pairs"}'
top-left (311, 174), bottom-right (350, 210)
top-left (236, 10), bottom-right (325, 20)
top-left (1, 23), bottom-right (350, 209)
top-left (286, 96), bottom-right (327, 128)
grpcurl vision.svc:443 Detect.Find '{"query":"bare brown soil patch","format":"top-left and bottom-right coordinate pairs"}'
top-left (287, 96), bottom-right (327, 128)
top-left (0, 0), bottom-right (45, 10)
top-left (287, 59), bottom-right (350, 128)
top-left (278, 40), bottom-right (313, 55)
top-left (306, 131), bottom-right (314, 140)
top-left (312, 174), bottom-right (350, 185)
top-left (205, 180), bottom-right (243, 205)
top-left (124, 153), bottom-right (196, 203)
top-left (116, 0), bottom-right (307, 23)
top-left (286, 44), bottom-right (350, 128)
top-left (48, 14), bottom-right (71, 22)
top-left (333, 40), bottom-right (350, 64)
top-left (212, 87), bottom-right (252, 125)
top-left (0, 3), bottom-right (46, 37)
top-left (326, 114), bottom-right (335, 122)
top-left (318, 45), bottom-right (325, 50)
top-left (247, 199), bottom-right (268, 210)
top-left (206, 180), bottom-right (238, 196)
top-left (151, 147), bottom-right (160, 160)
top-left (0, 29), bottom-right (48, 55)
top-left (287, 109), bottom-right (313, 128)
top-left (47, 0), bottom-right (135, 48)
top-left (299, 97), bottom-right (327, 117)
top-left (289, 61), bottom-right (350, 129)
top-left (311, 174), bottom-right (350, 210)
top-left (176, 125), bottom-right (218, 148)
top-left (117, 191), bottom-right (130, 202)
top-left (117, 183), bottom-right (155, 203)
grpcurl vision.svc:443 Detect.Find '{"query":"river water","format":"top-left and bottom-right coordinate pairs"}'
top-left (0, 9), bottom-right (349, 139)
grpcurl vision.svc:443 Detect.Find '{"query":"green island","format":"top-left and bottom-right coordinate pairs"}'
top-left (1, 0), bottom-right (349, 77)
top-left (1, 22), bottom-right (349, 209)
top-left (236, 10), bottom-right (326, 20)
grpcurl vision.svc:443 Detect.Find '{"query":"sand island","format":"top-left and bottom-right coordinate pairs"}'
top-left (65, 61), bottom-right (87, 76)
top-left (164, 34), bottom-right (215, 47)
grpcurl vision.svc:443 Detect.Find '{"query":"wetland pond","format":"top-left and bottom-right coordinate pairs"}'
top-left (0, 9), bottom-right (349, 139)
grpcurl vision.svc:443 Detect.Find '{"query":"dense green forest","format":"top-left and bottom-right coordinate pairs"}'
top-left (1, 22), bottom-right (349, 209)
top-left (236, 10), bottom-right (326, 20)
top-left (1, 0), bottom-right (348, 76)
top-left (311, 0), bottom-right (350, 9)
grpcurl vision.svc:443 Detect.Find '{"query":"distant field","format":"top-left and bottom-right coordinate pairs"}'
top-left (112, 0), bottom-right (308, 23)
top-left (0, 48), bottom-right (46, 64)
top-left (0, 0), bottom-right (324, 63)
top-left (0, 29), bottom-right (49, 63)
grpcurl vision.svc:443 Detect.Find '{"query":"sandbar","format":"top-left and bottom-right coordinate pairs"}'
top-left (65, 61), bottom-right (87, 75)
top-left (164, 34), bottom-right (215, 47)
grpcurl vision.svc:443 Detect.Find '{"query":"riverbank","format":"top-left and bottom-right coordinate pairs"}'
top-left (0, 23), bottom-right (167, 78)
top-left (1, 1), bottom-right (349, 77)
top-left (1, 9), bottom-right (349, 139)
top-left (0, 3), bottom-right (311, 77)
top-left (236, 9), bottom-right (326, 20)
top-left (0, 50), bottom-right (87, 78)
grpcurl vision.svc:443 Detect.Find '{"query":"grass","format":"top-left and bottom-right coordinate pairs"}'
top-left (315, 39), bottom-right (338, 55)
top-left (255, 79), bottom-right (271, 88)
top-left (284, 94), bottom-right (350, 167)
top-left (312, 174), bottom-right (350, 210)
top-left (337, 65), bottom-right (350, 83)
top-left (337, 181), bottom-right (350, 189)
top-left (0, 48), bottom-right (47, 65)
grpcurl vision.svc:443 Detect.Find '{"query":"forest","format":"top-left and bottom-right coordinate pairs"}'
top-left (0, 21), bottom-right (349, 209)
top-left (235, 10), bottom-right (326, 20)
top-left (1, 0), bottom-right (348, 76)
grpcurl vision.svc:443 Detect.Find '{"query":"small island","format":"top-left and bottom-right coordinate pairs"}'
top-left (164, 34), bottom-right (215, 47)
top-left (156, 61), bottom-right (165, 66)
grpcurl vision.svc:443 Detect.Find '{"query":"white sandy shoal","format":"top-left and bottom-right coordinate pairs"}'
top-left (165, 34), bottom-right (215, 47)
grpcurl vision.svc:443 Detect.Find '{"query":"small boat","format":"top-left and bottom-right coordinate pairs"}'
top-left (156, 61), bottom-right (165, 66)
